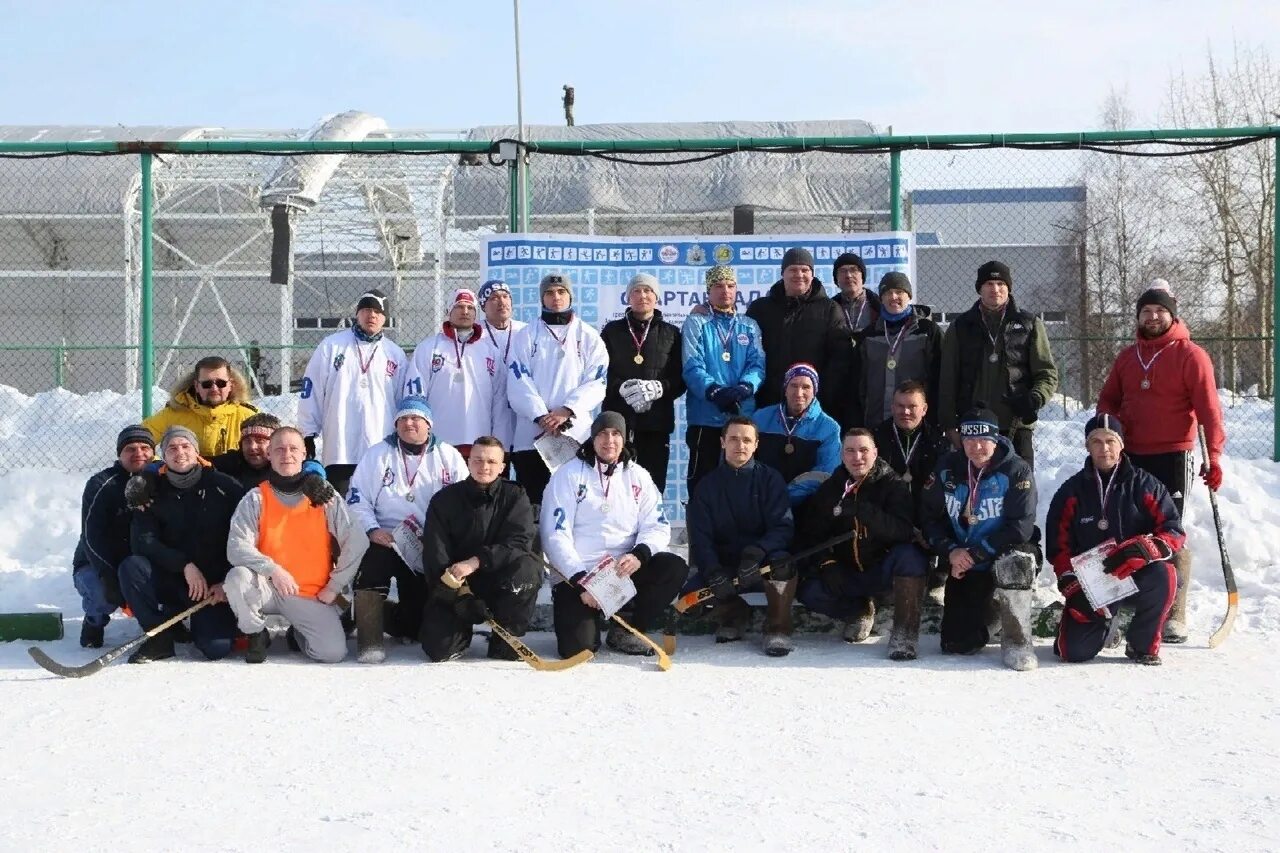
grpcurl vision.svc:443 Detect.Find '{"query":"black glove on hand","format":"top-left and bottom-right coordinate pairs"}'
top-left (304, 435), bottom-right (318, 461)
top-left (769, 553), bottom-right (795, 582)
top-left (736, 546), bottom-right (766, 589)
top-left (454, 592), bottom-right (489, 625)
top-left (124, 470), bottom-right (158, 510)
top-left (706, 572), bottom-right (737, 602)
top-left (708, 385), bottom-right (740, 414)
top-left (1004, 391), bottom-right (1043, 424)
top-left (300, 473), bottom-right (337, 507)
top-left (1058, 572), bottom-right (1102, 618)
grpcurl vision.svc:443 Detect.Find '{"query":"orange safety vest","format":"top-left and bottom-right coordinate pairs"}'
top-left (256, 483), bottom-right (333, 599)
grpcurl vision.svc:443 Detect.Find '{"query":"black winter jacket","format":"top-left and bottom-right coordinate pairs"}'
top-left (871, 417), bottom-right (949, 508)
top-left (130, 466), bottom-right (246, 583)
top-left (849, 305), bottom-right (942, 428)
top-left (600, 309), bottom-right (686, 433)
top-left (422, 477), bottom-right (536, 579)
top-left (687, 459), bottom-right (793, 576)
top-left (746, 279), bottom-right (849, 414)
top-left (210, 451), bottom-right (271, 489)
top-left (798, 458), bottom-right (915, 574)
top-left (72, 462), bottom-right (134, 583)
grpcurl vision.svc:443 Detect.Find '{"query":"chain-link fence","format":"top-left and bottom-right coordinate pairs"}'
top-left (0, 126), bottom-right (1275, 469)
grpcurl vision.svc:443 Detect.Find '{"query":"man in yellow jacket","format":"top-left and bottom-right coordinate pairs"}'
top-left (143, 356), bottom-right (259, 457)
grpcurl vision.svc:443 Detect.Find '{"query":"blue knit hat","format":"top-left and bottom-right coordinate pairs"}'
top-left (477, 279), bottom-right (510, 308)
top-left (1085, 412), bottom-right (1124, 445)
top-left (394, 396), bottom-right (434, 425)
top-left (958, 404), bottom-right (1000, 442)
top-left (783, 362), bottom-right (820, 395)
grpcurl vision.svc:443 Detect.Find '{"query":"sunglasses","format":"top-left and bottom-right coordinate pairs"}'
top-left (198, 379), bottom-right (229, 390)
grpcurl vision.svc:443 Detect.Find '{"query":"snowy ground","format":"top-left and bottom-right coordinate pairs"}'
top-left (1, 387), bottom-right (1279, 850)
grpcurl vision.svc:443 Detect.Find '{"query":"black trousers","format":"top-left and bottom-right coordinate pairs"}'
top-left (684, 425), bottom-right (723, 500)
top-left (325, 464), bottom-right (357, 498)
top-left (632, 429), bottom-right (672, 494)
top-left (552, 551), bottom-right (688, 658)
top-left (1054, 560), bottom-right (1177, 661)
top-left (354, 542), bottom-right (425, 640)
top-left (1007, 428), bottom-right (1035, 470)
top-left (939, 568), bottom-right (997, 654)
top-left (1128, 450), bottom-right (1192, 516)
top-left (511, 450), bottom-right (552, 507)
top-left (420, 555), bottom-right (543, 662)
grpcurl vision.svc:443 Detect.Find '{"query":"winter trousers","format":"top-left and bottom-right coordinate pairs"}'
top-left (552, 551), bottom-right (688, 659)
top-left (1054, 560), bottom-right (1177, 662)
top-left (510, 450), bottom-right (552, 506)
top-left (223, 566), bottom-right (347, 663)
top-left (798, 544), bottom-right (929, 620)
top-left (73, 562), bottom-right (124, 628)
top-left (117, 556), bottom-right (238, 660)
top-left (940, 547), bottom-right (1038, 654)
top-left (684, 425), bottom-right (724, 500)
top-left (324, 464), bottom-right (357, 499)
top-left (420, 555), bottom-right (543, 662)
top-left (632, 429), bottom-right (672, 495)
top-left (354, 543), bottom-right (425, 640)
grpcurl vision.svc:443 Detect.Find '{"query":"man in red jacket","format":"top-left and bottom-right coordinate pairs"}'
top-left (1096, 280), bottom-right (1224, 643)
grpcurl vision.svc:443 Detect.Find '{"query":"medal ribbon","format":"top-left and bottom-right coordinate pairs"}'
top-left (542, 321), bottom-right (570, 352)
top-left (399, 446), bottom-right (423, 492)
top-left (486, 321), bottom-right (513, 364)
top-left (893, 426), bottom-right (920, 470)
top-left (451, 327), bottom-right (473, 371)
top-left (982, 307), bottom-right (1007, 355)
top-left (1093, 465), bottom-right (1119, 528)
top-left (596, 462), bottom-right (613, 504)
top-left (883, 314), bottom-right (914, 360)
top-left (842, 297), bottom-right (868, 331)
top-left (356, 340), bottom-right (379, 375)
top-left (628, 314), bottom-right (653, 358)
top-left (965, 460), bottom-right (987, 521)
top-left (1134, 340), bottom-right (1176, 379)
top-left (713, 312), bottom-right (737, 355)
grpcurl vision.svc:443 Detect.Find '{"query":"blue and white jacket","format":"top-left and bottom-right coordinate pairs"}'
top-left (921, 440), bottom-right (1036, 569)
top-left (681, 309), bottom-right (766, 428)
top-left (751, 399), bottom-right (842, 506)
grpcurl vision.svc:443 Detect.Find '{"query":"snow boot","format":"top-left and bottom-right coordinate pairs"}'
top-left (80, 620), bottom-right (105, 649)
top-left (993, 551), bottom-right (1037, 672)
top-left (354, 590), bottom-right (386, 664)
top-left (245, 629), bottom-right (270, 664)
top-left (762, 577), bottom-right (797, 657)
top-left (487, 632), bottom-right (521, 661)
top-left (712, 596), bottom-right (751, 644)
top-left (128, 631), bottom-right (175, 664)
top-left (926, 566), bottom-right (947, 607)
top-left (605, 620), bottom-right (654, 656)
top-left (285, 626), bottom-right (301, 653)
top-left (1125, 643), bottom-right (1162, 666)
top-left (1162, 548), bottom-right (1191, 644)
top-left (842, 597), bottom-right (875, 643)
top-left (887, 575), bottom-right (925, 661)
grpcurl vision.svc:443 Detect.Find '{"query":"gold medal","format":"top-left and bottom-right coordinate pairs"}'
top-left (633, 354), bottom-right (644, 365)
top-left (721, 351), bottom-right (732, 363)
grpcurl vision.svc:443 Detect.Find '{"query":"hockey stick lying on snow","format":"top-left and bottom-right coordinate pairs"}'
top-left (1199, 424), bottom-right (1236, 649)
top-left (673, 527), bottom-right (861, 614)
top-left (457, 583), bottom-right (593, 671)
top-left (28, 598), bottom-right (214, 679)
top-left (524, 549), bottom-right (671, 671)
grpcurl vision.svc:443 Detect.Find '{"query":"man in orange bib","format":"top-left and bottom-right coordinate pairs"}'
top-left (225, 427), bottom-right (368, 663)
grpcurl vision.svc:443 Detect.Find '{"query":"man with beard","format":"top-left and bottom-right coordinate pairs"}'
top-left (143, 356), bottom-right (259, 458)
top-left (477, 279), bottom-right (527, 455)
top-left (210, 412), bottom-right (281, 488)
top-left (298, 288), bottom-right (409, 495)
top-left (1096, 280), bottom-right (1224, 644)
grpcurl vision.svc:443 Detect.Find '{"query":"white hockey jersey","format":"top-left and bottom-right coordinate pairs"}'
top-left (507, 317), bottom-right (609, 452)
top-left (540, 457), bottom-right (671, 583)
top-left (298, 329), bottom-right (409, 466)
top-left (346, 435), bottom-right (468, 535)
top-left (480, 319), bottom-right (526, 450)
top-left (404, 324), bottom-right (501, 449)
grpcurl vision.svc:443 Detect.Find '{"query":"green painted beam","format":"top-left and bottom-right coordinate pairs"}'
top-left (0, 612), bottom-right (63, 642)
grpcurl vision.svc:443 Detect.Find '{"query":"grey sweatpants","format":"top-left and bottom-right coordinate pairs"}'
top-left (224, 565), bottom-right (348, 663)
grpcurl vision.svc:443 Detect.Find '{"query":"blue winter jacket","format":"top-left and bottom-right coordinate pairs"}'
top-left (921, 439), bottom-right (1036, 569)
top-left (687, 458), bottom-right (793, 576)
top-left (752, 399), bottom-right (842, 506)
top-left (681, 309), bottom-right (766, 428)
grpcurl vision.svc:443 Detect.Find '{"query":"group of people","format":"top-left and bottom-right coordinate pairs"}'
top-left (68, 249), bottom-right (1225, 668)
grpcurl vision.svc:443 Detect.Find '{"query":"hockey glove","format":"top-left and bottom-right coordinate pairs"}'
top-left (1057, 572), bottom-right (1105, 620)
top-left (705, 572), bottom-right (737, 602)
top-left (1003, 391), bottom-right (1043, 424)
top-left (304, 434), bottom-right (318, 461)
top-left (730, 383), bottom-right (754, 403)
top-left (1200, 457), bottom-right (1222, 492)
top-left (1102, 534), bottom-right (1173, 579)
top-left (124, 469), bottom-right (158, 510)
top-left (736, 545), bottom-right (766, 589)
top-left (454, 592), bottom-right (489, 625)
top-left (619, 379), bottom-right (645, 408)
top-left (768, 552), bottom-right (795, 582)
top-left (707, 385), bottom-right (739, 413)
top-left (301, 473), bottom-right (337, 507)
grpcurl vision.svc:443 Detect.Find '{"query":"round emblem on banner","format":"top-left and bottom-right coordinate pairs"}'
top-left (714, 244), bottom-right (734, 264)
top-left (686, 245), bottom-right (706, 265)
top-left (659, 245), bottom-right (679, 264)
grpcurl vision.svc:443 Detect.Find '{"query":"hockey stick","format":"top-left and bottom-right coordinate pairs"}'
top-left (28, 598), bottom-right (214, 679)
top-left (457, 584), bottom-right (593, 672)
top-left (674, 527), bottom-right (861, 613)
top-left (1199, 425), bottom-right (1236, 648)
top-left (524, 549), bottom-right (671, 671)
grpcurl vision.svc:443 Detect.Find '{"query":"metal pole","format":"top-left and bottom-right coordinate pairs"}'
top-left (512, 0), bottom-right (528, 232)
top-left (1273, 137), bottom-right (1279, 461)
top-left (140, 150), bottom-right (155, 418)
top-left (889, 149), bottom-right (902, 231)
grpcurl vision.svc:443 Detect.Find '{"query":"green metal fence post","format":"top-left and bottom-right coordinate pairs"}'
top-left (53, 345), bottom-right (64, 388)
top-left (140, 150), bottom-right (155, 418)
top-left (508, 158), bottom-right (521, 234)
top-left (890, 149), bottom-right (902, 231)
top-left (1273, 136), bottom-right (1279, 462)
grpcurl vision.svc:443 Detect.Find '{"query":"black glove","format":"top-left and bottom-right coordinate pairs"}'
top-left (705, 572), bottom-right (737, 602)
top-left (1058, 572), bottom-right (1103, 618)
top-left (124, 470), bottom-right (158, 510)
top-left (707, 385), bottom-right (739, 414)
top-left (728, 383), bottom-right (754, 403)
top-left (1003, 391), bottom-right (1043, 424)
top-left (455, 591), bottom-right (489, 625)
top-left (304, 435), bottom-right (318, 460)
top-left (736, 546), bottom-right (766, 589)
top-left (300, 473), bottom-right (337, 507)
top-left (819, 560), bottom-right (845, 598)
top-left (769, 553), bottom-right (796, 582)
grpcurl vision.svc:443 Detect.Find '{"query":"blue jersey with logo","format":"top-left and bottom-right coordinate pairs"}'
top-left (681, 309), bottom-right (766, 427)
top-left (921, 440), bottom-right (1036, 569)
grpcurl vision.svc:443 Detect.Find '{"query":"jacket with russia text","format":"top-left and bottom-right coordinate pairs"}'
top-left (921, 440), bottom-right (1036, 569)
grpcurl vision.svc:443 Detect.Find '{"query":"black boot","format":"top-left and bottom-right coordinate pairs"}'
top-left (487, 632), bottom-right (521, 661)
top-left (245, 629), bottom-right (270, 664)
top-left (128, 632), bottom-right (175, 664)
top-left (80, 621), bottom-right (105, 649)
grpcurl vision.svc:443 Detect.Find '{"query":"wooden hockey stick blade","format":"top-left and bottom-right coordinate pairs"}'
top-left (488, 618), bottom-right (593, 671)
top-left (1207, 592), bottom-right (1238, 649)
top-left (611, 615), bottom-right (671, 671)
top-left (27, 598), bottom-right (213, 679)
top-left (661, 631), bottom-right (677, 656)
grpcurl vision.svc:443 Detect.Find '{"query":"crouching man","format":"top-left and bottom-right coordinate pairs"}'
top-left (687, 416), bottom-right (795, 657)
top-left (542, 412), bottom-right (688, 659)
top-left (420, 436), bottom-right (542, 662)
top-left (1048, 414), bottom-right (1183, 666)
top-left (223, 427), bottom-right (367, 664)
top-left (797, 429), bottom-right (929, 660)
top-left (922, 405), bottom-right (1040, 671)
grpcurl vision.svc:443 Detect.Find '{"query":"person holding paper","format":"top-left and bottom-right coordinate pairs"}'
top-left (752, 362), bottom-right (842, 508)
top-left (541, 411), bottom-right (688, 659)
top-left (346, 396), bottom-right (468, 663)
top-left (507, 273), bottom-right (609, 505)
top-left (686, 416), bottom-right (795, 656)
top-left (921, 404), bottom-right (1040, 671)
top-left (1047, 414), bottom-right (1184, 666)
top-left (419, 436), bottom-right (542, 662)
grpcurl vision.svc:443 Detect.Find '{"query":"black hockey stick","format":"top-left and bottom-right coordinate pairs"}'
top-left (28, 598), bottom-right (214, 679)
top-left (1199, 425), bottom-right (1236, 648)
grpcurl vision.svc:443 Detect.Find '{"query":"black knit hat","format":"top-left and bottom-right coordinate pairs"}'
top-left (958, 403), bottom-right (1000, 441)
top-left (1085, 413), bottom-right (1125, 445)
top-left (1136, 279), bottom-right (1177, 319)
top-left (116, 424), bottom-right (155, 454)
top-left (879, 271), bottom-right (912, 298)
top-left (356, 288), bottom-right (389, 314)
top-left (781, 247), bottom-right (814, 273)
top-left (975, 260), bottom-right (1012, 292)
top-left (832, 252), bottom-right (866, 282)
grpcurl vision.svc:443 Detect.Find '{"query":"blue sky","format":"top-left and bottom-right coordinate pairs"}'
top-left (1, 0), bottom-right (1277, 134)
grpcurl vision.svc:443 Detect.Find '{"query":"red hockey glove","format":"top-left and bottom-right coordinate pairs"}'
top-left (1200, 457), bottom-right (1222, 492)
top-left (1057, 573), bottom-right (1105, 620)
top-left (1102, 535), bottom-right (1173, 579)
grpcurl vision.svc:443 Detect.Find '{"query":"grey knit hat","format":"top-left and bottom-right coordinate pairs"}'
top-left (590, 410), bottom-right (627, 439)
top-left (160, 425), bottom-right (199, 454)
top-left (539, 272), bottom-right (572, 298)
